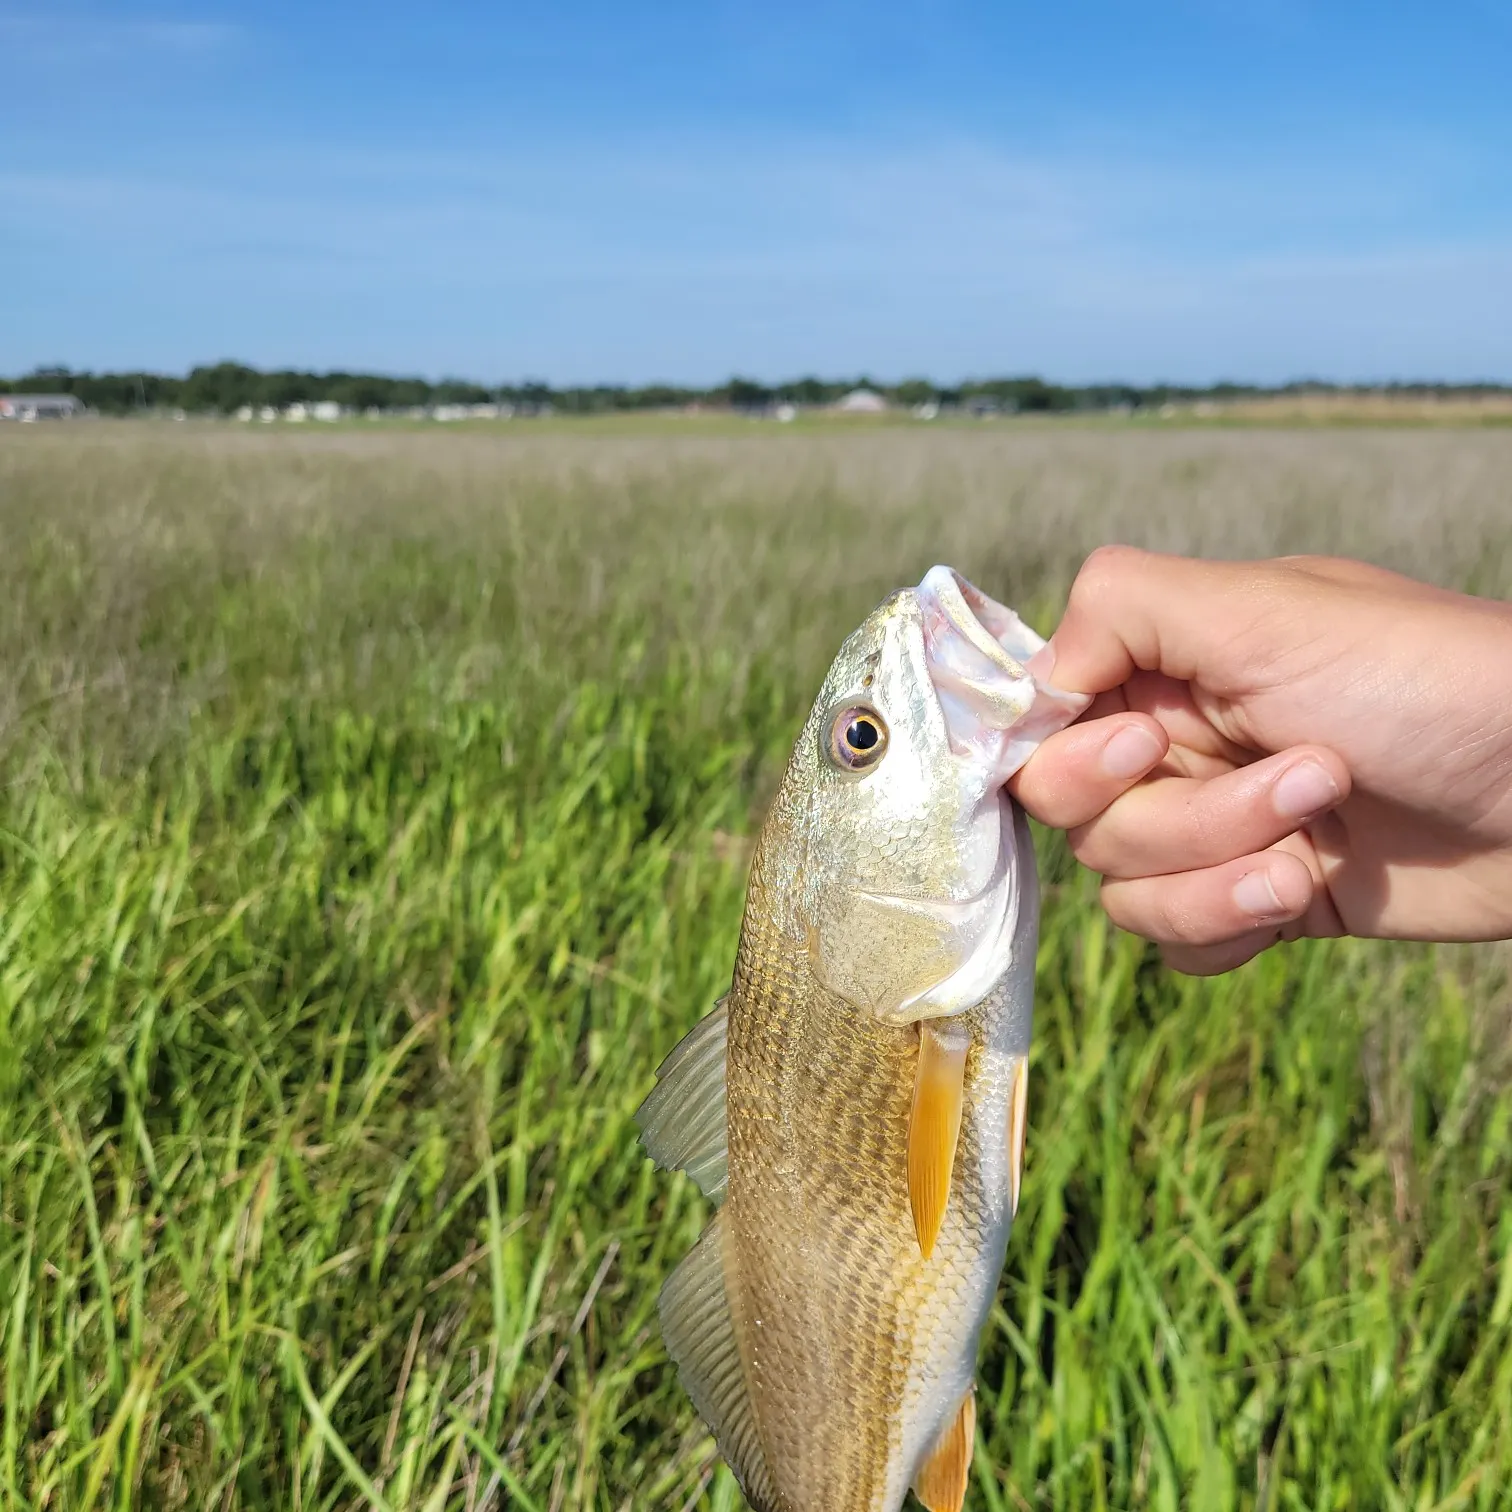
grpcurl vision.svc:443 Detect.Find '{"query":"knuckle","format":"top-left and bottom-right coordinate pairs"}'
top-left (1276, 552), bottom-right (1366, 580)
top-left (1097, 880), bottom-right (1138, 934)
top-left (1008, 774), bottom-right (1055, 825)
top-left (1101, 876), bottom-right (1209, 945)
top-left (1156, 892), bottom-right (1210, 944)
top-left (1010, 745), bottom-right (1075, 820)
top-left (1072, 797), bottom-right (1196, 880)
top-left (1073, 544), bottom-right (1148, 606)
top-left (1066, 817), bottom-right (1115, 871)
top-left (1271, 552), bottom-right (1332, 575)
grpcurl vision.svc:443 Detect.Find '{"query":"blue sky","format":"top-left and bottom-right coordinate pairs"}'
top-left (2, 2), bottom-right (1509, 385)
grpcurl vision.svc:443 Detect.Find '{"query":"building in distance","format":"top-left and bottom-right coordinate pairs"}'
top-left (0, 393), bottom-right (88, 421)
top-left (834, 388), bottom-right (888, 414)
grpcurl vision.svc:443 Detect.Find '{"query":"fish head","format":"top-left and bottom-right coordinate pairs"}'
top-left (783, 565), bottom-right (1089, 1025)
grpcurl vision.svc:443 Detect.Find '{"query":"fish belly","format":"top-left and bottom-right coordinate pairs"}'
top-left (722, 956), bottom-right (1017, 1512)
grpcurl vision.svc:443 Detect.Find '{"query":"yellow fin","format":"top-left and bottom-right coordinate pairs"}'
top-left (1007, 1055), bottom-right (1028, 1219)
top-left (908, 1022), bottom-right (970, 1259)
top-left (912, 1388), bottom-right (976, 1512)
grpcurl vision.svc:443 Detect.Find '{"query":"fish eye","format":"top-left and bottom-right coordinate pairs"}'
top-left (825, 705), bottom-right (889, 772)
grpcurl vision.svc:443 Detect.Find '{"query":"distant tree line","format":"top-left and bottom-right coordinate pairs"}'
top-left (4, 362), bottom-right (1508, 418)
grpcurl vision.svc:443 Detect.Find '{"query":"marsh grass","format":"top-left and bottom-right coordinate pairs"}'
top-left (2, 423), bottom-right (1512, 1511)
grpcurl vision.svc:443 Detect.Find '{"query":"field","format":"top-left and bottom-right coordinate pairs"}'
top-left (3, 421), bottom-right (1512, 1512)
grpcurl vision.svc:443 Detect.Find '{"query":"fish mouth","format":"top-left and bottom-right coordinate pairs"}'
top-left (807, 568), bottom-right (1089, 1025)
top-left (914, 564), bottom-right (1089, 783)
top-left (852, 567), bottom-right (1089, 1020)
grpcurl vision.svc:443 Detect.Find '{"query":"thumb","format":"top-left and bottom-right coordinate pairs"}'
top-left (1043, 546), bottom-right (1260, 695)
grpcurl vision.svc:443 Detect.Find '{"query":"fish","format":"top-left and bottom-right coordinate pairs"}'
top-left (636, 565), bottom-right (1089, 1512)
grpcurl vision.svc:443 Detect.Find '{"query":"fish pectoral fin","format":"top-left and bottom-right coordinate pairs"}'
top-left (908, 1021), bottom-right (970, 1260)
top-left (912, 1388), bottom-right (976, 1512)
top-left (658, 1213), bottom-right (780, 1512)
top-left (1007, 1054), bottom-right (1028, 1219)
top-left (635, 996), bottom-right (729, 1202)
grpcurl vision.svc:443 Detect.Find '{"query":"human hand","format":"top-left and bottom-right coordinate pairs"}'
top-left (1009, 548), bottom-right (1512, 974)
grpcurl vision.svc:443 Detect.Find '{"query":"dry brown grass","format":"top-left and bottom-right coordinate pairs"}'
top-left (4, 418), bottom-right (1509, 776)
top-left (1186, 392), bottom-right (1512, 425)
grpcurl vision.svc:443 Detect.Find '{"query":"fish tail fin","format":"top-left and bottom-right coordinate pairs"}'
top-left (912, 1387), bottom-right (976, 1512)
top-left (659, 1212), bottom-right (780, 1512)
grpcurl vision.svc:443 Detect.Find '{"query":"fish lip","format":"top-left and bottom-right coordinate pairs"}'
top-left (913, 563), bottom-right (1091, 779)
top-left (913, 567), bottom-right (1037, 768)
top-left (918, 565), bottom-right (1036, 680)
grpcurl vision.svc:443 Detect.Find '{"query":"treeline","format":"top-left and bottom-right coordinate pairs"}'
top-left (5, 362), bottom-right (1509, 417)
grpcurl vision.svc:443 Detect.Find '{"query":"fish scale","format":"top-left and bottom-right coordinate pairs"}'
top-left (637, 568), bottom-right (1086, 1512)
top-left (720, 824), bottom-right (1033, 1511)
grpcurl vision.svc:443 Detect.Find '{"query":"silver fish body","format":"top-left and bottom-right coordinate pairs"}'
top-left (637, 567), bottom-right (1086, 1512)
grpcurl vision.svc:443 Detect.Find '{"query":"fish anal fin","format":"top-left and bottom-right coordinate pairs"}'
top-left (658, 1213), bottom-right (779, 1512)
top-left (635, 998), bottom-right (729, 1202)
top-left (908, 1021), bottom-right (970, 1259)
top-left (912, 1388), bottom-right (976, 1512)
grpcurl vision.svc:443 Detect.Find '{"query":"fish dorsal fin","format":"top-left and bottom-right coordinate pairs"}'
top-left (635, 997), bottom-right (729, 1202)
top-left (659, 1213), bottom-right (780, 1512)
top-left (912, 1388), bottom-right (977, 1512)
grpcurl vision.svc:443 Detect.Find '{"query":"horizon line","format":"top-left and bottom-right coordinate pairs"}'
top-left (7, 362), bottom-right (1512, 394)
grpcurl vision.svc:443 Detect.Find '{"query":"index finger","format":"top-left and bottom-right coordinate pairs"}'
top-left (1043, 546), bottom-right (1268, 696)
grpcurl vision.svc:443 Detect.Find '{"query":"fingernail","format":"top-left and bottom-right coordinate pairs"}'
top-left (1100, 724), bottom-right (1163, 780)
top-left (1026, 640), bottom-right (1056, 680)
top-left (1233, 868), bottom-right (1284, 920)
top-left (1273, 760), bottom-right (1340, 822)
